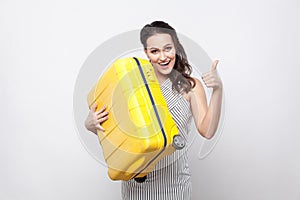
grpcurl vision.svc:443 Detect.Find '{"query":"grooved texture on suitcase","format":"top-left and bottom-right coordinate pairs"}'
top-left (87, 57), bottom-right (179, 181)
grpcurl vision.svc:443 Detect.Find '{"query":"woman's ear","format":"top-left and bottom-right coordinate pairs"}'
top-left (144, 48), bottom-right (148, 57)
top-left (144, 48), bottom-right (152, 63)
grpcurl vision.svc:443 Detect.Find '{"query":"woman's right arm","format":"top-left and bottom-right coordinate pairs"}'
top-left (84, 103), bottom-right (109, 135)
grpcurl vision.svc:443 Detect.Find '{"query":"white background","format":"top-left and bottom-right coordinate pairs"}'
top-left (1, 0), bottom-right (300, 199)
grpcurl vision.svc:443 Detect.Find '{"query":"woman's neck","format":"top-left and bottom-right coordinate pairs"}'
top-left (154, 72), bottom-right (168, 84)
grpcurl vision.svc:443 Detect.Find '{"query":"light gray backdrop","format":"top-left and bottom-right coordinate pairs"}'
top-left (1, 0), bottom-right (299, 199)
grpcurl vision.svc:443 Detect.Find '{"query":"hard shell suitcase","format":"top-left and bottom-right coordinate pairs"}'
top-left (87, 57), bottom-right (185, 181)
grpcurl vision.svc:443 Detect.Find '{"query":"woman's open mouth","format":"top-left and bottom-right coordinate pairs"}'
top-left (158, 60), bottom-right (171, 68)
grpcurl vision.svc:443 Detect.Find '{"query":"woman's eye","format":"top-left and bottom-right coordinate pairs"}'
top-left (151, 50), bottom-right (158, 54)
top-left (165, 46), bottom-right (172, 51)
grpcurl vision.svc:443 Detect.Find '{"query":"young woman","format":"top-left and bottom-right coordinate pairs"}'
top-left (85, 21), bottom-right (223, 200)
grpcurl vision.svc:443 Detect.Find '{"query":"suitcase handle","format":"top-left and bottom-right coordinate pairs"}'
top-left (134, 175), bottom-right (147, 183)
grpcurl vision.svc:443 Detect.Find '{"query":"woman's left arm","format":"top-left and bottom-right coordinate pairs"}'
top-left (189, 60), bottom-right (223, 139)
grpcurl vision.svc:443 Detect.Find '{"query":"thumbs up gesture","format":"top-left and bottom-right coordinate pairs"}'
top-left (201, 60), bottom-right (223, 90)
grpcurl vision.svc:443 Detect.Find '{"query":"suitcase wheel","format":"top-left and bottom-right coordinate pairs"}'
top-left (172, 135), bottom-right (185, 150)
top-left (134, 175), bottom-right (147, 183)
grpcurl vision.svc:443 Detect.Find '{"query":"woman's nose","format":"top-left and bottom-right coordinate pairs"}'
top-left (159, 51), bottom-right (167, 61)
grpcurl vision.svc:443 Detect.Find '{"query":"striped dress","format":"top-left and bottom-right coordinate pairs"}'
top-left (121, 78), bottom-right (193, 200)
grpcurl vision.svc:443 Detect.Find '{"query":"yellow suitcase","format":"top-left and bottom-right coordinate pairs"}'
top-left (87, 57), bottom-right (185, 181)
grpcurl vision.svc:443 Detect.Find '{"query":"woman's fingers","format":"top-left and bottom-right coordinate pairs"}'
top-left (95, 105), bottom-right (107, 114)
top-left (205, 82), bottom-right (218, 88)
top-left (95, 106), bottom-right (109, 120)
top-left (202, 73), bottom-right (214, 81)
top-left (202, 77), bottom-right (221, 89)
top-left (96, 124), bottom-right (105, 132)
top-left (85, 103), bottom-right (109, 133)
top-left (211, 60), bottom-right (219, 71)
top-left (91, 102), bottom-right (98, 111)
top-left (94, 105), bottom-right (109, 130)
top-left (202, 72), bottom-right (216, 83)
top-left (97, 112), bottom-right (109, 120)
top-left (95, 109), bottom-right (108, 116)
top-left (98, 115), bottom-right (108, 123)
top-left (201, 60), bottom-right (222, 89)
top-left (202, 72), bottom-right (221, 89)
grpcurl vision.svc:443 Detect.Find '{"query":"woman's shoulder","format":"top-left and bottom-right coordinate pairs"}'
top-left (190, 76), bottom-right (201, 86)
top-left (189, 76), bottom-right (204, 91)
top-left (184, 77), bottom-right (204, 102)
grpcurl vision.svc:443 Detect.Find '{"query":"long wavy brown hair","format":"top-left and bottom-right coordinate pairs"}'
top-left (140, 21), bottom-right (196, 93)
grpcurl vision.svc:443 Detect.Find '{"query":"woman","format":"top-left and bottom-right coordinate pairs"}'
top-left (85, 21), bottom-right (223, 200)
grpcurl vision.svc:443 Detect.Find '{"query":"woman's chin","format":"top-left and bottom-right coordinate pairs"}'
top-left (158, 68), bottom-right (172, 75)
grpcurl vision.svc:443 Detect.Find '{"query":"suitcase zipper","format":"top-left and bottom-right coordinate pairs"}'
top-left (132, 57), bottom-right (167, 178)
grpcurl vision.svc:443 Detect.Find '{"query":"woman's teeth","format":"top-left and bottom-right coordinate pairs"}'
top-left (159, 61), bottom-right (170, 66)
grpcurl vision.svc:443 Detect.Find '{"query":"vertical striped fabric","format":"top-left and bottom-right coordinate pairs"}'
top-left (121, 78), bottom-right (193, 200)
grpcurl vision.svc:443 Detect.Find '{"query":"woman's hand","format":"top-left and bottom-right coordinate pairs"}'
top-left (201, 60), bottom-right (223, 90)
top-left (84, 103), bottom-right (109, 135)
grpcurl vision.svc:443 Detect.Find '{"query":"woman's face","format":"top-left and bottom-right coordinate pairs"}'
top-left (144, 33), bottom-right (176, 80)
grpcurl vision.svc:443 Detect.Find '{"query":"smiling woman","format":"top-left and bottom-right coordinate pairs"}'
top-left (84, 21), bottom-right (223, 200)
top-left (144, 33), bottom-right (176, 82)
top-left (140, 21), bottom-right (196, 95)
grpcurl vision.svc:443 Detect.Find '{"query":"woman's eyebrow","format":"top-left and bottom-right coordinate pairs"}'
top-left (163, 43), bottom-right (173, 47)
top-left (148, 47), bottom-right (158, 50)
